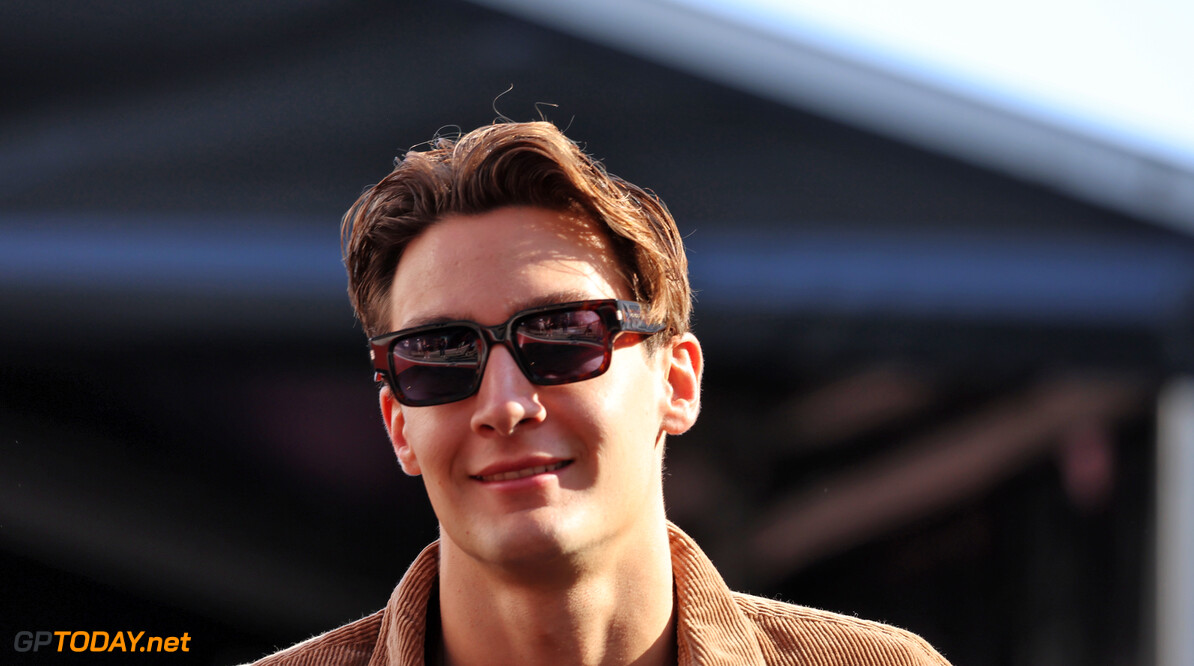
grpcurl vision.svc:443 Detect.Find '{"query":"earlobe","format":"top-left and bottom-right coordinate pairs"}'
top-left (379, 386), bottom-right (422, 476)
top-left (661, 333), bottom-right (703, 435)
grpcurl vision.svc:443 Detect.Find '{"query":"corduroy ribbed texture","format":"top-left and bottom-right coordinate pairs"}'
top-left (246, 523), bottom-right (951, 665)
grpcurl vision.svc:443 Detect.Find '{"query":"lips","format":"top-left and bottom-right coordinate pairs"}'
top-left (472, 460), bottom-right (571, 483)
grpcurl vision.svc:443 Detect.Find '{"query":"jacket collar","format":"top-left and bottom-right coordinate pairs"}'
top-left (668, 523), bottom-right (767, 665)
top-left (371, 522), bottom-right (766, 666)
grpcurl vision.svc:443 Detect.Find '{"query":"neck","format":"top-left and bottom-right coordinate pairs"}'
top-left (435, 517), bottom-right (676, 666)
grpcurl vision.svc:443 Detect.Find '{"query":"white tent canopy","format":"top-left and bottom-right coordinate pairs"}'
top-left (470, 0), bottom-right (1194, 233)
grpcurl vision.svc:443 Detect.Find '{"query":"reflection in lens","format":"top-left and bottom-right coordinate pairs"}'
top-left (393, 327), bottom-right (480, 364)
top-left (516, 308), bottom-right (608, 382)
top-left (520, 310), bottom-right (604, 343)
top-left (391, 326), bottom-right (481, 403)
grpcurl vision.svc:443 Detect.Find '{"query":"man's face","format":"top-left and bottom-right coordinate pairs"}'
top-left (379, 206), bottom-right (698, 568)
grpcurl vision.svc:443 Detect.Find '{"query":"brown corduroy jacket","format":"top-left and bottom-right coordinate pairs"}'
top-left (249, 523), bottom-right (951, 665)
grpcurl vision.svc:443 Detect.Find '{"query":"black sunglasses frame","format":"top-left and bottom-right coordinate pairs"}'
top-left (369, 299), bottom-right (664, 406)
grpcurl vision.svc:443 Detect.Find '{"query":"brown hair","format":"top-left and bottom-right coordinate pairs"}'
top-left (341, 121), bottom-right (691, 344)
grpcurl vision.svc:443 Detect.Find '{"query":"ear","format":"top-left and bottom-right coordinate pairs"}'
top-left (379, 385), bottom-right (422, 476)
top-left (660, 333), bottom-right (703, 435)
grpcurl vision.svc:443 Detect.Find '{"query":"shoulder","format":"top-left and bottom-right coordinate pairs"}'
top-left (731, 593), bottom-right (952, 666)
top-left (244, 610), bottom-right (384, 666)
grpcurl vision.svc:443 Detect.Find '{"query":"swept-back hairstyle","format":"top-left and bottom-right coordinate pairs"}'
top-left (341, 121), bottom-right (691, 344)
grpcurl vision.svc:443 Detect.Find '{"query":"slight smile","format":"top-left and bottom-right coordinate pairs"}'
top-left (472, 460), bottom-right (572, 483)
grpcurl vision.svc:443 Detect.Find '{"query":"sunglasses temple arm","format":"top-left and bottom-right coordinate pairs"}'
top-left (616, 301), bottom-right (665, 334)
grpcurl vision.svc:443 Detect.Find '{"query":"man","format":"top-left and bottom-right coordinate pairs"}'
top-left (251, 121), bottom-right (951, 665)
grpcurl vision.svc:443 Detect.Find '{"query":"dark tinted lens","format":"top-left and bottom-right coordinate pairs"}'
top-left (515, 309), bottom-right (609, 382)
top-left (391, 326), bottom-right (482, 404)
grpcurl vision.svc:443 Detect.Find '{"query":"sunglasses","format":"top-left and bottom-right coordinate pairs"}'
top-left (370, 299), bottom-right (665, 406)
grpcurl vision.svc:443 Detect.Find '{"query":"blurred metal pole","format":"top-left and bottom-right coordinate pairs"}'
top-left (1157, 378), bottom-right (1194, 666)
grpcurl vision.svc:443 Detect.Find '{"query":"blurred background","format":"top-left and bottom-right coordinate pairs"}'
top-left (3, 1), bottom-right (1193, 664)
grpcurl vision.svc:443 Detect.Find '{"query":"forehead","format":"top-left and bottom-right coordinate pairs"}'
top-left (386, 207), bottom-right (629, 329)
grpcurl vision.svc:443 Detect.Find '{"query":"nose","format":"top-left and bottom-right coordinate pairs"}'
top-left (469, 344), bottom-right (546, 436)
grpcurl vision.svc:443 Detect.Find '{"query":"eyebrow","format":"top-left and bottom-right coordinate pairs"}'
top-left (514, 290), bottom-right (597, 314)
top-left (398, 290), bottom-right (599, 330)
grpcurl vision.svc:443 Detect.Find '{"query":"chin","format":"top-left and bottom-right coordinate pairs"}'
top-left (470, 509), bottom-right (593, 569)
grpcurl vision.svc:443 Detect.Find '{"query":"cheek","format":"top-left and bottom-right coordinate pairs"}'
top-left (595, 353), bottom-right (668, 431)
top-left (402, 410), bottom-right (459, 476)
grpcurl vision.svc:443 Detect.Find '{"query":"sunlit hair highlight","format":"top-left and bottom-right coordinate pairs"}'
top-left (341, 121), bottom-right (691, 347)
